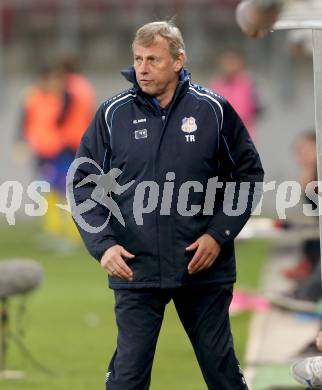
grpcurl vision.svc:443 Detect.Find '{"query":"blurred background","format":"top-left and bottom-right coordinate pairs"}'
top-left (0, 0), bottom-right (316, 197)
top-left (0, 1), bottom-right (320, 389)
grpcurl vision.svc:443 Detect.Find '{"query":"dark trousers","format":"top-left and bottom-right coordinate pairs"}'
top-left (105, 283), bottom-right (248, 390)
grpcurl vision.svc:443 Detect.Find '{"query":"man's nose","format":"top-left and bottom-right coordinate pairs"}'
top-left (139, 60), bottom-right (149, 74)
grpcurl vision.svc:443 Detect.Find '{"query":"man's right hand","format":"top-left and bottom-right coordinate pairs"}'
top-left (100, 245), bottom-right (135, 281)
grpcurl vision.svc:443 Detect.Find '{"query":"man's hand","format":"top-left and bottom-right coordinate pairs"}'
top-left (100, 245), bottom-right (135, 281)
top-left (186, 234), bottom-right (221, 274)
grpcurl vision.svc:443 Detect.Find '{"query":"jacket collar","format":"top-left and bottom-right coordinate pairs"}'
top-left (121, 66), bottom-right (191, 114)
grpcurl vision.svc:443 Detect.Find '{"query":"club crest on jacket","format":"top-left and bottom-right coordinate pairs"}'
top-left (181, 117), bottom-right (197, 133)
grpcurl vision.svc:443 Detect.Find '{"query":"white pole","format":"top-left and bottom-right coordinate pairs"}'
top-left (0, 0), bottom-right (5, 111)
top-left (312, 30), bottom-right (322, 279)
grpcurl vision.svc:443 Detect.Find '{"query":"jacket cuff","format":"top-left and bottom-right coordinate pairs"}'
top-left (205, 227), bottom-right (233, 246)
top-left (95, 238), bottom-right (118, 263)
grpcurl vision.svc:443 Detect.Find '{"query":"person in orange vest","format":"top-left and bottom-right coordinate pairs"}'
top-left (57, 56), bottom-right (96, 152)
top-left (21, 66), bottom-right (66, 161)
top-left (18, 64), bottom-right (95, 242)
top-left (18, 66), bottom-right (73, 239)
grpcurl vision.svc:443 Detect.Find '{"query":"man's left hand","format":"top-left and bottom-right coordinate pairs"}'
top-left (186, 234), bottom-right (221, 274)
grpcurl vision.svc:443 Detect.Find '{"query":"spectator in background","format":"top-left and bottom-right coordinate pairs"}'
top-left (209, 49), bottom-right (262, 141)
top-left (284, 132), bottom-right (320, 281)
top-left (271, 132), bottom-right (321, 315)
top-left (57, 55), bottom-right (96, 152)
top-left (16, 61), bottom-right (95, 243)
top-left (16, 66), bottom-right (71, 239)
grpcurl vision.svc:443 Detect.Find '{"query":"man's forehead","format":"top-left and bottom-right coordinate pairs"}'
top-left (133, 36), bottom-right (170, 55)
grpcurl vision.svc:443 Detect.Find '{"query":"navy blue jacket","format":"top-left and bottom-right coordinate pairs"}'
top-left (71, 67), bottom-right (264, 289)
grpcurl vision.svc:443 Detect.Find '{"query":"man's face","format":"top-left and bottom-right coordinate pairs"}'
top-left (133, 35), bottom-right (184, 99)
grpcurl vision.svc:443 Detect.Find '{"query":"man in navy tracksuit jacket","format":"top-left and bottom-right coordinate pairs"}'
top-left (71, 21), bottom-right (264, 390)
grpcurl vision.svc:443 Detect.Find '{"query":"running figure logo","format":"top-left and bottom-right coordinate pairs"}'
top-left (62, 157), bottom-right (135, 233)
top-left (76, 168), bottom-right (134, 227)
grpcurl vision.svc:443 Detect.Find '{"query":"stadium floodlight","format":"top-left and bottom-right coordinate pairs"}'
top-left (273, 0), bottom-right (322, 279)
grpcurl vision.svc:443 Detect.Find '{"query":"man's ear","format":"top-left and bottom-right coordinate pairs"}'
top-left (174, 53), bottom-right (186, 72)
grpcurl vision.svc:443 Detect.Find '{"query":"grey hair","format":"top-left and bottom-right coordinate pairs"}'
top-left (132, 21), bottom-right (186, 61)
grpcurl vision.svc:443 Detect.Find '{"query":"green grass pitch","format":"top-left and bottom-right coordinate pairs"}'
top-left (0, 221), bottom-right (269, 390)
